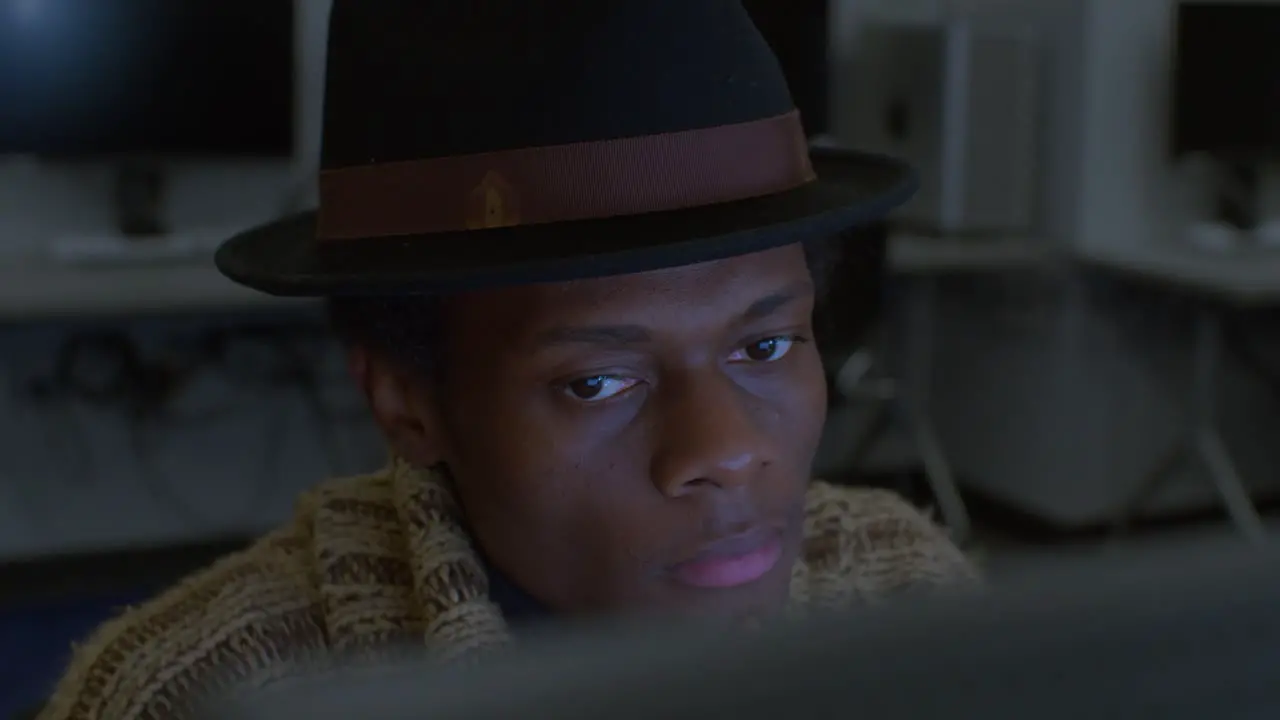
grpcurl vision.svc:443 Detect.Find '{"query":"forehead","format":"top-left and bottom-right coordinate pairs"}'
top-left (449, 244), bottom-right (812, 331)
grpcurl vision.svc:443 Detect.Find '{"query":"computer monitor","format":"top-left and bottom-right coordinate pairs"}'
top-left (212, 542), bottom-right (1280, 720)
top-left (0, 0), bottom-right (295, 159)
top-left (1171, 2), bottom-right (1280, 161)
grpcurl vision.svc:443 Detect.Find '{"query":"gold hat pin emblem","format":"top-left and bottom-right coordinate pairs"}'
top-left (466, 171), bottom-right (522, 230)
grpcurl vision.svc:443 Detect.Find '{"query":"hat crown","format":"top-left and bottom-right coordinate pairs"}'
top-left (320, 0), bottom-right (797, 169)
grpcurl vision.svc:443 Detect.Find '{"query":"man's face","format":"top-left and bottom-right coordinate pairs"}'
top-left (432, 243), bottom-right (827, 619)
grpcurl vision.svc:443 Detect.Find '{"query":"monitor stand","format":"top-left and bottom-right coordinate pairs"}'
top-left (113, 162), bottom-right (168, 238)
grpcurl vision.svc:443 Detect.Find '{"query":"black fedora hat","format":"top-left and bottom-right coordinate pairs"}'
top-left (215, 0), bottom-right (918, 297)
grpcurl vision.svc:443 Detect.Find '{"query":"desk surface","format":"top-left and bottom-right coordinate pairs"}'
top-left (0, 253), bottom-right (309, 321)
top-left (9, 233), bottom-right (1271, 318)
top-left (1078, 244), bottom-right (1280, 307)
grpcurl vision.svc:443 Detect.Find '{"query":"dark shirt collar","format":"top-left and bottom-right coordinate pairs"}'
top-left (482, 558), bottom-right (549, 626)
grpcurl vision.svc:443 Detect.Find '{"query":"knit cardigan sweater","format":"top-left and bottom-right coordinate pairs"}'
top-left (38, 458), bottom-right (977, 720)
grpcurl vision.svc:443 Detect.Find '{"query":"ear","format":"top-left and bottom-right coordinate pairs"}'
top-left (348, 346), bottom-right (446, 466)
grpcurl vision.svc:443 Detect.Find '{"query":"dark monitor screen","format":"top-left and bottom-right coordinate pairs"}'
top-left (212, 544), bottom-right (1280, 720)
top-left (1172, 2), bottom-right (1280, 159)
top-left (0, 0), bottom-right (295, 159)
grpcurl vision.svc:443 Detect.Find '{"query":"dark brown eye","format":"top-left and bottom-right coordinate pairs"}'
top-left (564, 375), bottom-right (637, 402)
top-left (568, 376), bottom-right (605, 400)
top-left (742, 337), bottom-right (794, 362)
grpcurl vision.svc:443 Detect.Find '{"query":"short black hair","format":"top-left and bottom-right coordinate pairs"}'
top-left (327, 231), bottom-right (881, 381)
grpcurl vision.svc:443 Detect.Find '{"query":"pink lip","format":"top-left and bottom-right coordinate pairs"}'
top-left (670, 528), bottom-right (784, 589)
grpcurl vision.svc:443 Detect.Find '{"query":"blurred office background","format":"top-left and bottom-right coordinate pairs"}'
top-left (2, 0), bottom-right (1280, 715)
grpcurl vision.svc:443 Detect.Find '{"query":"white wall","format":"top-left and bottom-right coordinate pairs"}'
top-left (1075, 0), bottom-right (1199, 252)
top-left (832, 0), bottom-right (1090, 245)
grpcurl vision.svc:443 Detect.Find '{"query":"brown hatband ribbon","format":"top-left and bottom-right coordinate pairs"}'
top-left (316, 110), bottom-right (815, 240)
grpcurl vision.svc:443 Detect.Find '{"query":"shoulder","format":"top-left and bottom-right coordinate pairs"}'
top-left (799, 481), bottom-right (978, 606)
top-left (295, 466), bottom-right (430, 650)
top-left (34, 469), bottom-right (404, 720)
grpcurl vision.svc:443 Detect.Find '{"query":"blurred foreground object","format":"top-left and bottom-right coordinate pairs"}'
top-left (210, 541), bottom-right (1280, 720)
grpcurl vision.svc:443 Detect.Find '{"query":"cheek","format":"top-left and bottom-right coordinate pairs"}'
top-left (800, 363), bottom-right (828, 453)
top-left (758, 351), bottom-right (829, 460)
top-left (443, 391), bottom-right (659, 605)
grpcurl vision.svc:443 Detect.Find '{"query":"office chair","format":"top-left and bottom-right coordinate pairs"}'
top-left (814, 223), bottom-right (924, 496)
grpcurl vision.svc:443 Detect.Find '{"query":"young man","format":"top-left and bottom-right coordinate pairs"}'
top-left (40, 2), bottom-right (976, 718)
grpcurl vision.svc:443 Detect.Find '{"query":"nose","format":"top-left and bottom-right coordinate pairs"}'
top-left (649, 370), bottom-right (777, 498)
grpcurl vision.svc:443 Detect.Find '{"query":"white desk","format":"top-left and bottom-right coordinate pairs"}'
top-left (870, 234), bottom-right (1055, 543)
top-left (1078, 245), bottom-right (1280, 308)
top-left (0, 252), bottom-right (310, 321)
top-left (1078, 244), bottom-right (1280, 543)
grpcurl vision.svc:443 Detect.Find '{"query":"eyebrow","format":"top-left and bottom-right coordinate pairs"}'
top-left (534, 324), bottom-right (652, 347)
top-left (532, 281), bottom-right (814, 348)
top-left (741, 281), bottom-right (812, 323)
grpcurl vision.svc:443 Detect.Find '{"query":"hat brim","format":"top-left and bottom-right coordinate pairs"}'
top-left (215, 148), bottom-right (917, 297)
